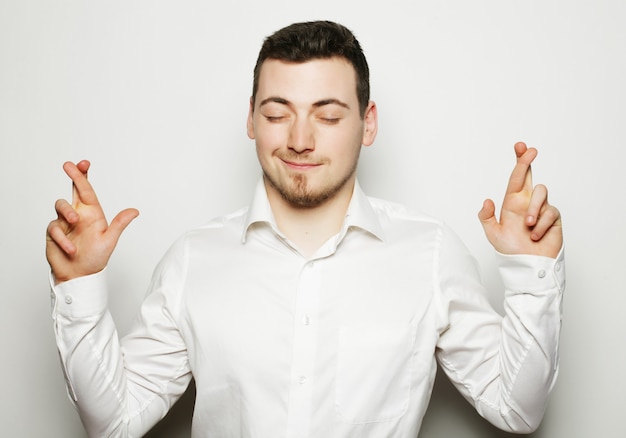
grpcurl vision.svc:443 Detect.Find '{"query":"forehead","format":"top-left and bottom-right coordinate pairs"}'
top-left (256, 58), bottom-right (358, 106)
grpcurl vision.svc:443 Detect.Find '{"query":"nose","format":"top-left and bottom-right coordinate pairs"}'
top-left (288, 117), bottom-right (314, 153)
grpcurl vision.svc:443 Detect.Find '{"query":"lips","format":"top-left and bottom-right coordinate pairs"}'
top-left (282, 159), bottom-right (321, 170)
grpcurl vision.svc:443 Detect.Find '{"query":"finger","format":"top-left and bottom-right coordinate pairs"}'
top-left (505, 144), bottom-right (537, 195)
top-left (529, 205), bottom-right (561, 241)
top-left (513, 141), bottom-right (528, 160)
top-left (63, 161), bottom-right (99, 207)
top-left (72, 160), bottom-right (90, 203)
top-left (105, 208), bottom-right (140, 244)
top-left (47, 220), bottom-right (77, 255)
top-left (525, 184), bottom-right (548, 227)
top-left (76, 159), bottom-right (91, 174)
top-left (54, 199), bottom-right (79, 224)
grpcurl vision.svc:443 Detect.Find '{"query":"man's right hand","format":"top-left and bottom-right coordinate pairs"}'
top-left (46, 160), bottom-right (139, 283)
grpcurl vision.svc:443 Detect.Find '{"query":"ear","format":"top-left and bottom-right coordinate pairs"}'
top-left (246, 98), bottom-right (255, 140)
top-left (362, 101), bottom-right (378, 147)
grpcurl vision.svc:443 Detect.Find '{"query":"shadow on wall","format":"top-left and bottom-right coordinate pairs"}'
top-left (420, 366), bottom-right (544, 438)
top-left (144, 380), bottom-right (196, 437)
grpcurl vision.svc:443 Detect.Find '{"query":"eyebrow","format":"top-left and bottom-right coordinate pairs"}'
top-left (313, 98), bottom-right (350, 110)
top-left (259, 96), bottom-right (350, 110)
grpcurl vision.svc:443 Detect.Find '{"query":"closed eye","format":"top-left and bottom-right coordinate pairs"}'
top-left (265, 116), bottom-right (285, 123)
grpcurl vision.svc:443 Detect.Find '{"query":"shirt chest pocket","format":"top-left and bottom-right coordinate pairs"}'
top-left (335, 323), bottom-right (415, 424)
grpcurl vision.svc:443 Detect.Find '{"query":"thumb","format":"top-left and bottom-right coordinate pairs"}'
top-left (106, 208), bottom-right (140, 244)
top-left (478, 199), bottom-right (497, 237)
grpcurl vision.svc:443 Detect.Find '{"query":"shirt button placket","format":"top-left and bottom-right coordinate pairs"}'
top-left (285, 260), bottom-right (321, 437)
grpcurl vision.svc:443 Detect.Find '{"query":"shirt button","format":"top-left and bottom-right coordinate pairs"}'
top-left (538, 269), bottom-right (546, 279)
top-left (303, 315), bottom-right (311, 326)
top-left (64, 295), bottom-right (73, 305)
top-left (299, 376), bottom-right (307, 385)
top-left (555, 263), bottom-right (562, 272)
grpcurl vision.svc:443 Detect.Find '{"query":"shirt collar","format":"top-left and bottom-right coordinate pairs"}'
top-left (343, 180), bottom-right (386, 242)
top-left (242, 178), bottom-right (385, 244)
top-left (241, 178), bottom-right (281, 243)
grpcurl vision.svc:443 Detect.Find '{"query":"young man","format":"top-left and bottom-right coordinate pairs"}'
top-left (46, 21), bottom-right (564, 437)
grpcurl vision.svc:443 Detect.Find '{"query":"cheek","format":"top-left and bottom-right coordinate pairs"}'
top-left (255, 138), bottom-right (273, 165)
top-left (326, 125), bottom-right (364, 156)
top-left (254, 128), bottom-right (284, 167)
top-left (254, 123), bottom-right (287, 150)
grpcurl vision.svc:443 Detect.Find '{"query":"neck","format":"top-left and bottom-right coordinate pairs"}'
top-left (265, 178), bottom-right (355, 258)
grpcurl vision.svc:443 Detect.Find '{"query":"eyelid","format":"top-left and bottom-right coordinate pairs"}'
top-left (319, 116), bottom-right (340, 124)
top-left (316, 111), bottom-right (343, 122)
top-left (265, 115), bottom-right (286, 123)
top-left (261, 107), bottom-right (289, 121)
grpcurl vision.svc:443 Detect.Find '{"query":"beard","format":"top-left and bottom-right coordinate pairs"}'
top-left (263, 151), bottom-right (360, 208)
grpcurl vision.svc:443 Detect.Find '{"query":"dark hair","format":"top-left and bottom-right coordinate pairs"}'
top-left (252, 20), bottom-right (370, 117)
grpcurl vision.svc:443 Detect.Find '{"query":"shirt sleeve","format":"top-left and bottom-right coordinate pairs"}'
top-left (50, 238), bottom-right (192, 437)
top-left (434, 225), bottom-right (565, 433)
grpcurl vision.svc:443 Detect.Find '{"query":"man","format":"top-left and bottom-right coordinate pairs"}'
top-left (46, 21), bottom-right (564, 437)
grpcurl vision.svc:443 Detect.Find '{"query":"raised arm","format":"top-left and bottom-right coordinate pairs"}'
top-left (46, 160), bottom-right (139, 282)
top-left (437, 142), bottom-right (565, 433)
top-left (47, 163), bottom-right (191, 436)
top-left (478, 142), bottom-right (563, 258)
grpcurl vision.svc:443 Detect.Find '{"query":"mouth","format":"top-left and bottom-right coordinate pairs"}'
top-left (281, 158), bottom-right (322, 171)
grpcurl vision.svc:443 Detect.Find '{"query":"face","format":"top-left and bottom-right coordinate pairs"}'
top-left (247, 57), bottom-right (377, 208)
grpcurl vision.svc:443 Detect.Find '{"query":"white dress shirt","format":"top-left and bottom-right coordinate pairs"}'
top-left (51, 179), bottom-right (565, 437)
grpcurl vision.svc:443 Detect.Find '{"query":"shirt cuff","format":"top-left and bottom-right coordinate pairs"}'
top-left (496, 246), bottom-right (566, 296)
top-left (49, 269), bottom-right (108, 318)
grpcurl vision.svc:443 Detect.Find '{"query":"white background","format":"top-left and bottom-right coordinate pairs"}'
top-left (1, 1), bottom-right (624, 437)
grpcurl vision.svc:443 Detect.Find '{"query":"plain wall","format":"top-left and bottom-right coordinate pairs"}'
top-left (1, 1), bottom-right (624, 437)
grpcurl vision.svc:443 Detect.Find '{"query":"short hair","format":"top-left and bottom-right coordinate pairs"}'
top-left (251, 20), bottom-right (370, 117)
